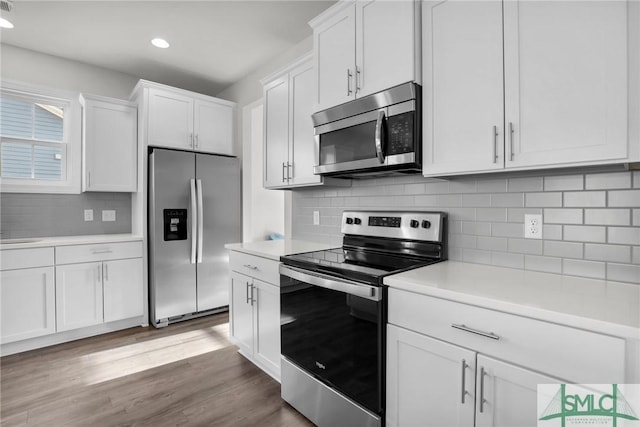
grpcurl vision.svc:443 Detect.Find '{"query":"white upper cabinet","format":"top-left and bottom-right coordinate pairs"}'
top-left (80, 94), bottom-right (138, 192)
top-left (262, 54), bottom-right (330, 189)
top-left (311, 0), bottom-right (421, 112)
top-left (139, 81), bottom-right (235, 155)
top-left (423, 0), bottom-right (638, 177)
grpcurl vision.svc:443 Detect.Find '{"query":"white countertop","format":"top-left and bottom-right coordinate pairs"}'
top-left (225, 239), bottom-right (336, 261)
top-left (384, 261), bottom-right (640, 339)
top-left (0, 234), bottom-right (143, 250)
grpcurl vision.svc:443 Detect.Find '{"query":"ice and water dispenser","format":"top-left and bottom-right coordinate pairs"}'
top-left (163, 209), bottom-right (188, 241)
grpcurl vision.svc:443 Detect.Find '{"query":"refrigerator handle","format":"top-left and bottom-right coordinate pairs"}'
top-left (190, 178), bottom-right (197, 264)
top-left (196, 179), bottom-right (204, 264)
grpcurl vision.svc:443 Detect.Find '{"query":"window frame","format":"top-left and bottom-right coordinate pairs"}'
top-left (0, 80), bottom-right (81, 194)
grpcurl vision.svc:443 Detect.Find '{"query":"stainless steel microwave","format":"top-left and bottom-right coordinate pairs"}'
top-left (312, 82), bottom-right (421, 178)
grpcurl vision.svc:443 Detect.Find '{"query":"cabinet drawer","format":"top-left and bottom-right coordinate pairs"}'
top-left (1, 247), bottom-right (54, 270)
top-left (388, 289), bottom-right (626, 383)
top-left (56, 241), bottom-right (143, 265)
top-left (229, 251), bottom-right (279, 285)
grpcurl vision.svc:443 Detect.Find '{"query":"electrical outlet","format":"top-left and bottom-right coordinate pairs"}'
top-left (313, 211), bottom-right (320, 225)
top-left (102, 210), bottom-right (116, 222)
top-left (84, 209), bottom-right (94, 221)
top-left (524, 214), bottom-right (542, 239)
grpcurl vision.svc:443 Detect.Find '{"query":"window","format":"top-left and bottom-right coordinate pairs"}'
top-left (0, 82), bottom-right (81, 193)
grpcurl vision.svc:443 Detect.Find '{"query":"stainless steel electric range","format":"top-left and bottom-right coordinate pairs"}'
top-left (279, 210), bottom-right (447, 427)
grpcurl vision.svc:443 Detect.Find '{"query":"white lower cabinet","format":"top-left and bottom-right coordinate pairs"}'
top-left (387, 325), bottom-right (563, 427)
top-left (386, 288), bottom-right (626, 427)
top-left (230, 271), bottom-right (281, 380)
top-left (1, 266), bottom-right (56, 344)
top-left (103, 258), bottom-right (144, 323)
top-left (229, 250), bottom-right (281, 381)
top-left (56, 262), bottom-right (104, 331)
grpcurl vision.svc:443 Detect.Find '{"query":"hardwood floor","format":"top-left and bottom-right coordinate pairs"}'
top-left (0, 313), bottom-right (313, 426)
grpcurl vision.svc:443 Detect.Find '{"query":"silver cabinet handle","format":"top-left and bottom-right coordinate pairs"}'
top-left (196, 179), bottom-right (204, 264)
top-left (250, 284), bottom-right (256, 306)
top-left (347, 68), bottom-right (353, 96)
top-left (282, 162), bottom-right (286, 182)
top-left (190, 178), bottom-right (197, 264)
top-left (243, 264), bottom-right (259, 270)
top-left (103, 263), bottom-right (109, 281)
top-left (195, 134), bottom-right (199, 149)
top-left (479, 366), bottom-right (487, 413)
top-left (91, 249), bottom-right (113, 255)
top-left (355, 65), bottom-right (361, 94)
top-left (245, 282), bottom-right (251, 304)
top-left (189, 132), bottom-right (193, 148)
top-left (375, 110), bottom-right (386, 164)
top-left (287, 162), bottom-right (292, 182)
top-left (508, 121), bottom-right (514, 161)
top-left (492, 125), bottom-right (498, 163)
top-left (461, 359), bottom-right (468, 404)
top-left (451, 324), bottom-right (500, 340)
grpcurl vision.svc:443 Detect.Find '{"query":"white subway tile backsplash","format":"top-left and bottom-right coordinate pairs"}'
top-left (608, 227), bottom-right (640, 245)
top-left (544, 209), bottom-right (583, 224)
top-left (462, 194), bottom-right (491, 208)
top-left (449, 180), bottom-right (478, 194)
top-left (544, 174), bottom-right (584, 191)
top-left (462, 248), bottom-right (492, 264)
top-left (477, 178), bottom-right (507, 193)
top-left (508, 177), bottom-right (543, 192)
top-left (477, 236), bottom-right (508, 251)
top-left (563, 191), bottom-right (606, 207)
top-left (608, 190), bottom-right (640, 207)
top-left (585, 172), bottom-right (632, 190)
top-left (507, 208), bottom-right (543, 223)
top-left (525, 192), bottom-right (562, 207)
top-left (449, 247), bottom-right (463, 261)
top-left (543, 225), bottom-right (563, 240)
top-left (461, 221), bottom-right (491, 236)
top-left (564, 225), bottom-right (606, 243)
top-left (404, 183), bottom-right (426, 194)
top-left (563, 259), bottom-right (606, 280)
top-left (524, 255), bottom-right (562, 274)
top-left (491, 193), bottom-right (524, 207)
top-left (634, 171), bottom-right (640, 188)
top-left (447, 208), bottom-right (476, 222)
top-left (508, 238), bottom-right (543, 255)
top-left (606, 263), bottom-right (640, 284)
top-left (425, 181), bottom-right (451, 194)
top-left (491, 252), bottom-right (525, 269)
top-left (414, 194), bottom-right (439, 207)
top-left (450, 234), bottom-right (477, 249)
top-left (633, 247), bottom-right (640, 264)
top-left (491, 222), bottom-right (523, 238)
top-left (476, 208), bottom-right (507, 222)
top-left (632, 209), bottom-right (640, 226)
top-left (584, 244), bottom-right (631, 263)
top-left (584, 209), bottom-right (630, 225)
top-left (544, 241), bottom-right (583, 259)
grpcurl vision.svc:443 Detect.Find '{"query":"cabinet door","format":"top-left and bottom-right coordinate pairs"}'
top-left (229, 271), bottom-right (254, 356)
top-left (253, 279), bottom-right (281, 380)
top-left (147, 88), bottom-right (194, 150)
top-left (503, 1), bottom-right (628, 167)
top-left (422, 0), bottom-right (505, 176)
top-left (0, 267), bottom-right (55, 344)
top-left (83, 99), bottom-right (137, 192)
top-left (263, 75), bottom-right (290, 188)
top-left (103, 258), bottom-right (143, 323)
top-left (194, 99), bottom-right (234, 155)
top-left (313, 3), bottom-right (357, 111)
top-left (386, 324), bottom-right (476, 427)
top-left (356, 0), bottom-right (418, 98)
top-left (289, 60), bottom-right (322, 187)
top-left (475, 355), bottom-right (564, 427)
top-left (56, 262), bottom-right (104, 331)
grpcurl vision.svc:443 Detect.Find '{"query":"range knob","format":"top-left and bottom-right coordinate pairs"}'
top-left (410, 219), bottom-right (420, 228)
top-left (354, 218), bottom-right (362, 225)
top-left (346, 217), bottom-right (354, 225)
top-left (422, 220), bottom-right (431, 229)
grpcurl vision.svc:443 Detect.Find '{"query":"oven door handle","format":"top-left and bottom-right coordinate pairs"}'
top-left (280, 265), bottom-right (382, 301)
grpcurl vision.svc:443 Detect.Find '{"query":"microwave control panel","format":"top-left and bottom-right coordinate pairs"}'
top-left (387, 112), bottom-right (414, 155)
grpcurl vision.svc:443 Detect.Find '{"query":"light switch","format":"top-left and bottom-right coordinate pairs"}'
top-left (84, 209), bottom-right (94, 221)
top-left (102, 210), bottom-right (116, 222)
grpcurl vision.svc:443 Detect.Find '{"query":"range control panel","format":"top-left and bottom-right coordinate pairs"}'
top-left (341, 211), bottom-right (445, 242)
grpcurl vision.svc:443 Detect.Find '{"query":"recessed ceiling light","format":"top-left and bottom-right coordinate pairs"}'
top-left (151, 38), bottom-right (170, 49)
top-left (0, 17), bottom-right (13, 29)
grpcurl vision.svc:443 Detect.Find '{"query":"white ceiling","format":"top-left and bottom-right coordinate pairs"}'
top-left (0, 1), bottom-right (335, 95)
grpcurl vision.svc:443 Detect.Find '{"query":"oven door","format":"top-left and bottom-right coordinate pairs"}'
top-left (280, 265), bottom-right (384, 414)
top-left (313, 102), bottom-right (417, 176)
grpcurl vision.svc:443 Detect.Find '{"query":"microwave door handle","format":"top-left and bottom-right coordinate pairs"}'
top-left (375, 110), bottom-right (386, 164)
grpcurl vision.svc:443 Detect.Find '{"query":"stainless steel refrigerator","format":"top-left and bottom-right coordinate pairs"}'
top-left (148, 148), bottom-right (240, 327)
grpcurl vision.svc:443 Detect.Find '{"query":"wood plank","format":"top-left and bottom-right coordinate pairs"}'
top-left (0, 313), bottom-right (312, 427)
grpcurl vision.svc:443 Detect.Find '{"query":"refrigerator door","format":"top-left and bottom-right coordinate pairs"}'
top-left (195, 153), bottom-right (241, 311)
top-left (149, 149), bottom-right (197, 323)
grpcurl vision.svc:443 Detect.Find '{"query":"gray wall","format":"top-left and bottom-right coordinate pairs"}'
top-left (1, 45), bottom-right (137, 238)
top-left (292, 169), bottom-right (640, 285)
top-left (1, 193), bottom-right (131, 238)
